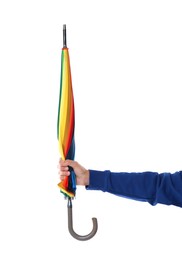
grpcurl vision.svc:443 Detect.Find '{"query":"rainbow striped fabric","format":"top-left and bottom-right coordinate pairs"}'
top-left (57, 47), bottom-right (76, 198)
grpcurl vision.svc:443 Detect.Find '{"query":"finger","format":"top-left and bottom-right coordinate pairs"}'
top-left (59, 159), bottom-right (69, 167)
top-left (59, 166), bottom-right (69, 171)
top-left (65, 159), bottom-right (76, 168)
top-left (59, 170), bottom-right (70, 177)
top-left (60, 175), bottom-right (67, 181)
top-left (59, 172), bottom-right (70, 180)
top-left (59, 164), bottom-right (69, 173)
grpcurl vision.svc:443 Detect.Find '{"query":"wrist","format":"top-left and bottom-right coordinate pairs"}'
top-left (84, 170), bottom-right (90, 186)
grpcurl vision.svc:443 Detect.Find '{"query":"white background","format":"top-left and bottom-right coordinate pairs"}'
top-left (0, 0), bottom-right (182, 259)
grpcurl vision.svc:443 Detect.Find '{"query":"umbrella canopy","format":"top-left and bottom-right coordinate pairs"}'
top-left (57, 25), bottom-right (76, 198)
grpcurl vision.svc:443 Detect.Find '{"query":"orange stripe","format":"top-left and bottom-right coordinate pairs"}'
top-left (58, 181), bottom-right (75, 197)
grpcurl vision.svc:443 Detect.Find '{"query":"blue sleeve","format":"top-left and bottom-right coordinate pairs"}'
top-left (86, 170), bottom-right (182, 207)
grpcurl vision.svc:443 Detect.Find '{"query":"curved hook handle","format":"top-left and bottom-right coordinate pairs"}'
top-left (67, 198), bottom-right (98, 241)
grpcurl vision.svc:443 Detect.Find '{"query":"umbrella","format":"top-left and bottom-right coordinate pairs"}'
top-left (57, 25), bottom-right (98, 241)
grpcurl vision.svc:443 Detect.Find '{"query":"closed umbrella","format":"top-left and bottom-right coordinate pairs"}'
top-left (57, 25), bottom-right (98, 241)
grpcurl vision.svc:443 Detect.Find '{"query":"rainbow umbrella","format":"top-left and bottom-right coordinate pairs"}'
top-left (57, 24), bottom-right (76, 198)
top-left (57, 25), bottom-right (98, 241)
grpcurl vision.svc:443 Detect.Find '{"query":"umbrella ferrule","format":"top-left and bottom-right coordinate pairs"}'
top-left (63, 24), bottom-right (67, 48)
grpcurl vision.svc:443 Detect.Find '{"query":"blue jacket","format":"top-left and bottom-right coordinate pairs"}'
top-left (86, 170), bottom-right (182, 207)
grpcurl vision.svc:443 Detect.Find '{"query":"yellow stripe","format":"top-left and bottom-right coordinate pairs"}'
top-left (57, 182), bottom-right (75, 198)
top-left (58, 50), bottom-right (69, 159)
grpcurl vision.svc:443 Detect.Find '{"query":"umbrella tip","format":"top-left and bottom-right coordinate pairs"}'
top-left (63, 24), bottom-right (67, 48)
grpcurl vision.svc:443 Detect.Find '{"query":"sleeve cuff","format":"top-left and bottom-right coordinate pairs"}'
top-left (86, 169), bottom-right (110, 191)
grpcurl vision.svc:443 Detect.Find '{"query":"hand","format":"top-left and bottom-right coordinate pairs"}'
top-left (58, 159), bottom-right (90, 186)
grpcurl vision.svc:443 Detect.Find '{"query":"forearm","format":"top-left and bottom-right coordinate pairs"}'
top-left (86, 170), bottom-right (182, 207)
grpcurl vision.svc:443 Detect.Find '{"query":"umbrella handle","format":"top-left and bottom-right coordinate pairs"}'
top-left (67, 198), bottom-right (98, 241)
